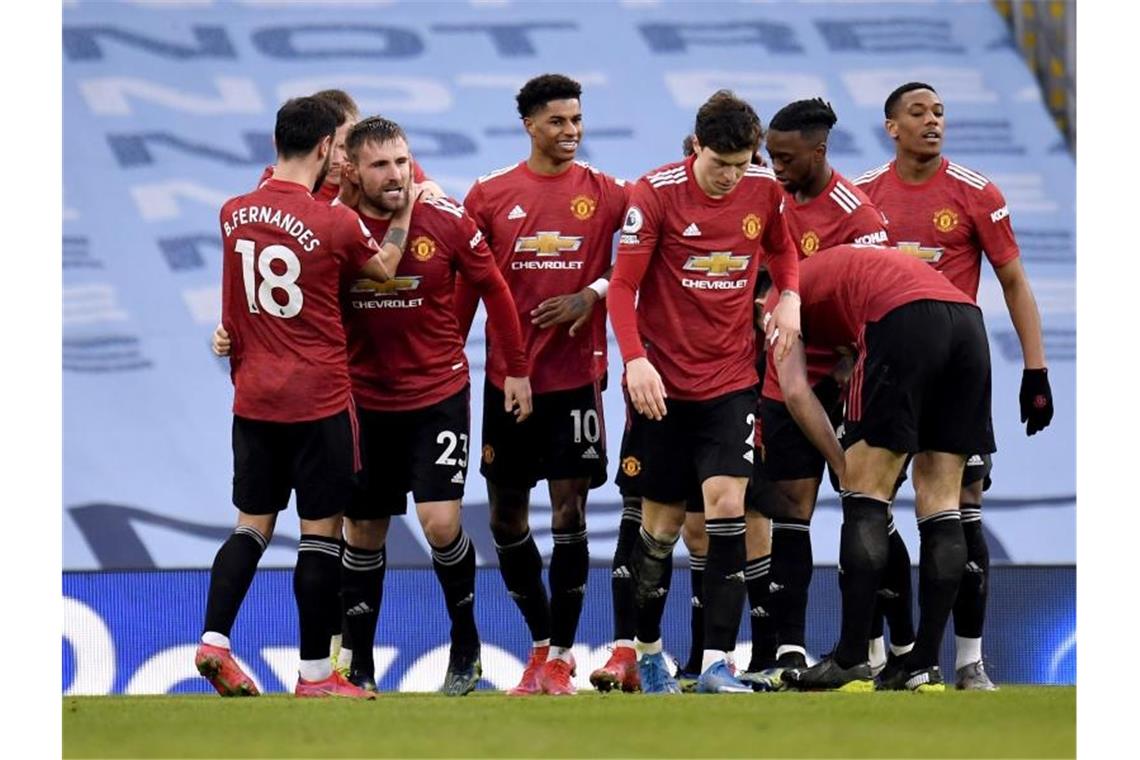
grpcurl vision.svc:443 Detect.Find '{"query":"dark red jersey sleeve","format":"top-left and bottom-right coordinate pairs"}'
top-left (972, 181), bottom-right (1020, 269)
top-left (609, 180), bottom-right (662, 363)
top-left (314, 180), bottom-right (339, 203)
top-left (763, 192), bottom-right (799, 293)
top-left (848, 203), bottom-right (892, 245)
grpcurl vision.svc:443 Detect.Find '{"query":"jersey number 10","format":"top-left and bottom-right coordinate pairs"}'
top-left (234, 239), bottom-right (304, 318)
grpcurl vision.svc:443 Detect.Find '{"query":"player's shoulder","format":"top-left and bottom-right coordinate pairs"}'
top-left (640, 159), bottom-right (688, 189)
top-left (571, 159), bottom-right (628, 188)
top-left (944, 159), bottom-right (996, 193)
top-left (852, 162), bottom-right (892, 187)
top-left (472, 161), bottom-right (525, 189)
top-left (829, 173), bottom-right (876, 215)
top-left (418, 194), bottom-right (468, 220)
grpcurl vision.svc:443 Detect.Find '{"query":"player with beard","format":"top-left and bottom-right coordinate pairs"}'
top-left (197, 96), bottom-right (411, 700)
top-left (855, 82), bottom-right (1053, 690)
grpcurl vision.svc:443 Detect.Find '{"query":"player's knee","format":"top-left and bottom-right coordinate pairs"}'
top-left (343, 517), bottom-right (389, 551)
top-left (680, 516), bottom-right (707, 555)
top-left (550, 499), bottom-right (586, 532)
top-left (420, 511), bottom-right (460, 548)
top-left (925, 522), bottom-right (967, 589)
top-left (489, 510), bottom-right (528, 542)
top-left (703, 489), bottom-right (745, 520)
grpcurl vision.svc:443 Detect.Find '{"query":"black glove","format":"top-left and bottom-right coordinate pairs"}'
top-left (1019, 368), bottom-right (1054, 436)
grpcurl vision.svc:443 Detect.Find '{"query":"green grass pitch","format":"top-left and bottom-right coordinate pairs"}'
top-left (63, 687), bottom-right (1075, 759)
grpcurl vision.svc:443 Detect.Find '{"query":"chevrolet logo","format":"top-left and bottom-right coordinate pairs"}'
top-left (896, 242), bottom-right (944, 263)
top-left (682, 251), bottom-right (750, 276)
top-left (514, 231), bottom-right (583, 256)
top-left (350, 276), bottom-right (422, 294)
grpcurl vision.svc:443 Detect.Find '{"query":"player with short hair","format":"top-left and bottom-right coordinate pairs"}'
top-left (457, 74), bottom-right (631, 696)
top-left (196, 96), bottom-right (412, 700)
top-left (740, 97), bottom-right (915, 690)
top-left (773, 243), bottom-right (993, 693)
top-left (609, 89), bottom-right (801, 694)
top-left (854, 82), bottom-right (1053, 690)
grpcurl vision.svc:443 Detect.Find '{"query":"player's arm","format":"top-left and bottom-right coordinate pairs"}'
top-left (761, 190), bottom-right (802, 361)
top-left (358, 177), bottom-right (419, 282)
top-left (776, 337), bottom-right (845, 480)
top-left (610, 185), bottom-right (666, 420)
top-left (848, 203), bottom-right (891, 246)
top-left (455, 213), bottom-right (533, 422)
top-left (454, 181), bottom-right (493, 341)
top-left (976, 183), bottom-right (1053, 435)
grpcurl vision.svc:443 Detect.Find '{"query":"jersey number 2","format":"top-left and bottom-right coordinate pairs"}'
top-left (234, 239), bottom-right (303, 318)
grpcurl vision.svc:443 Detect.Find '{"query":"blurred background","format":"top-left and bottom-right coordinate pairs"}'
top-left (62, 0), bottom-right (1075, 694)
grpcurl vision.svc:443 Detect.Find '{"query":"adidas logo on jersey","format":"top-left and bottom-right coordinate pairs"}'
top-left (507, 205), bottom-right (527, 220)
top-left (451, 471), bottom-right (465, 484)
top-left (682, 222), bottom-right (701, 237)
top-left (582, 446), bottom-right (600, 460)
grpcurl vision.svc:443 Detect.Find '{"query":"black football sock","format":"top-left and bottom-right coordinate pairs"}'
top-left (703, 517), bottom-right (747, 654)
top-left (910, 511), bottom-right (966, 670)
top-left (833, 493), bottom-right (889, 668)
top-left (683, 554), bottom-right (706, 674)
top-left (953, 505), bottom-right (989, 640)
top-left (631, 527), bottom-right (676, 643)
top-left (770, 518), bottom-right (812, 658)
top-left (431, 529), bottom-right (479, 654)
top-left (203, 525), bottom-right (267, 638)
top-left (493, 528), bottom-right (552, 643)
top-left (745, 554), bottom-right (777, 671)
top-left (340, 544), bottom-right (386, 675)
top-left (881, 517), bottom-right (916, 646)
top-left (611, 498), bottom-right (641, 642)
top-left (549, 526), bottom-right (589, 649)
top-left (294, 535), bottom-right (343, 663)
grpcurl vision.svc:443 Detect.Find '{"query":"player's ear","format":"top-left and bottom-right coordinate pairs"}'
top-left (884, 118), bottom-right (899, 142)
top-left (317, 133), bottom-right (332, 159)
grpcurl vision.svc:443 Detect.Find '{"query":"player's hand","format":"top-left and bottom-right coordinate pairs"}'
top-left (419, 180), bottom-right (445, 200)
top-left (625, 357), bottom-right (668, 420)
top-left (530, 288), bottom-right (599, 336)
top-left (503, 375), bottom-right (533, 423)
top-left (211, 323), bottom-right (231, 357)
top-left (767, 290), bottom-right (801, 362)
top-left (1019, 368), bottom-right (1053, 436)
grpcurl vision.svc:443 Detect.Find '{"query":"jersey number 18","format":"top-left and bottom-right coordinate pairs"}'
top-left (234, 239), bottom-right (304, 318)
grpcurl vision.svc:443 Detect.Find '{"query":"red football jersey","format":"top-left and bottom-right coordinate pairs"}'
top-left (853, 158), bottom-right (1018, 299)
top-left (609, 156), bottom-right (798, 401)
top-left (762, 170), bottom-right (891, 402)
top-left (257, 162), bottom-right (428, 204)
top-left (345, 196), bottom-right (527, 412)
top-left (460, 160), bottom-right (629, 394)
top-left (220, 178), bottom-right (379, 422)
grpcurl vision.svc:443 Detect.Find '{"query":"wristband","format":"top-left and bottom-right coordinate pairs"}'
top-left (586, 278), bottom-right (609, 299)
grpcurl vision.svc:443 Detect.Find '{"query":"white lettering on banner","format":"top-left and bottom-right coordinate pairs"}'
top-left (126, 644), bottom-right (264, 695)
top-left (278, 76), bottom-right (451, 114)
top-left (63, 598), bottom-right (116, 695)
top-left (80, 76), bottom-right (263, 116)
top-left (399, 643), bottom-right (524, 692)
top-left (841, 68), bottom-right (998, 106)
top-left (665, 71), bottom-right (827, 108)
top-left (988, 174), bottom-right (1059, 214)
top-left (131, 181), bottom-right (230, 221)
top-left (457, 72), bottom-right (608, 90)
top-left (64, 284), bottom-right (128, 326)
top-left (261, 646), bottom-right (399, 693)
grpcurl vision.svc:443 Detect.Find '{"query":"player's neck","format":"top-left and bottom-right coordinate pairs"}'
top-left (526, 151), bottom-right (574, 177)
top-left (357, 199), bottom-right (393, 221)
top-left (893, 152), bottom-right (942, 184)
top-left (797, 165), bottom-right (833, 203)
top-left (270, 158), bottom-right (320, 192)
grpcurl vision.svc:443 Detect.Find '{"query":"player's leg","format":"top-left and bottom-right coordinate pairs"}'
top-left (743, 511), bottom-right (776, 676)
top-left (292, 410), bottom-right (374, 698)
top-left (338, 516), bottom-right (390, 690)
top-left (482, 380), bottom-right (551, 693)
top-left (871, 510), bottom-right (916, 681)
top-left (197, 415), bottom-right (284, 697)
top-left (767, 479), bottom-right (816, 673)
top-left (954, 457), bottom-right (997, 690)
top-left (676, 507), bottom-right (707, 688)
top-left (630, 497), bottom-right (685, 693)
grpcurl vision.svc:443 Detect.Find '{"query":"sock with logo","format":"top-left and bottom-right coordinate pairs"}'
top-left (910, 511), bottom-right (966, 670)
top-left (953, 505), bottom-right (989, 642)
top-left (431, 529), bottom-right (479, 654)
top-left (745, 554), bottom-right (778, 671)
top-left (631, 527), bottom-right (676, 643)
top-left (203, 525), bottom-right (267, 639)
top-left (549, 526), bottom-right (589, 649)
top-left (682, 554), bottom-right (706, 675)
top-left (611, 497), bottom-right (641, 642)
top-left (340, 544), bottom-right (386, 676)
top-left (833, 493), bottom-right (890, 669)
top-left (770, 518), bottom-right (812, 657)
top-left (294, 535), bottom-right (343, 663)
top-left (703, 517), bottom-right (747, 655)
top-left (493, 528), bottom-right (552, 644)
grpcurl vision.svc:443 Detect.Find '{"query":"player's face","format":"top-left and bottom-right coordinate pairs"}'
top-left (353, 137), bottom-right (412, 214)
top-left (313, 134), bottom-right (333, 192)
top-left (327, 115), bottom-right (358, 183)
top-left (887, 89), bottom-right (944, 159)
top-left (765, 128), bottom-right (823, 195)
top-left (691, 141), bottom-right (754, 198)
top-left (525, 99), bottom-right (583, 163)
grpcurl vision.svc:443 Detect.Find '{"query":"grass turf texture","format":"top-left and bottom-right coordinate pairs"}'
top-left (64, 687), bottom-right (1074, 759)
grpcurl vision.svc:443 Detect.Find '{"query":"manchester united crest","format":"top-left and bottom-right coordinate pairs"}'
top-left (932, 208), bottom-right (959, 233)
top-left (411, 236), bottom-right (437, 261)
top-left (742, 213), bottom-right (763, 240)
top-left (800, 230), bottom-right (821, 256)
top-left (482, 444), bottom-right (495, 464)
top-left (621, 456), bottom-right (641, 477)
top-left (570, 194), bottom-right (597, 221)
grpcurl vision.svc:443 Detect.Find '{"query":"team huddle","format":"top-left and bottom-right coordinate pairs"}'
top-left (193, 73), bottom-right (1054, 699)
